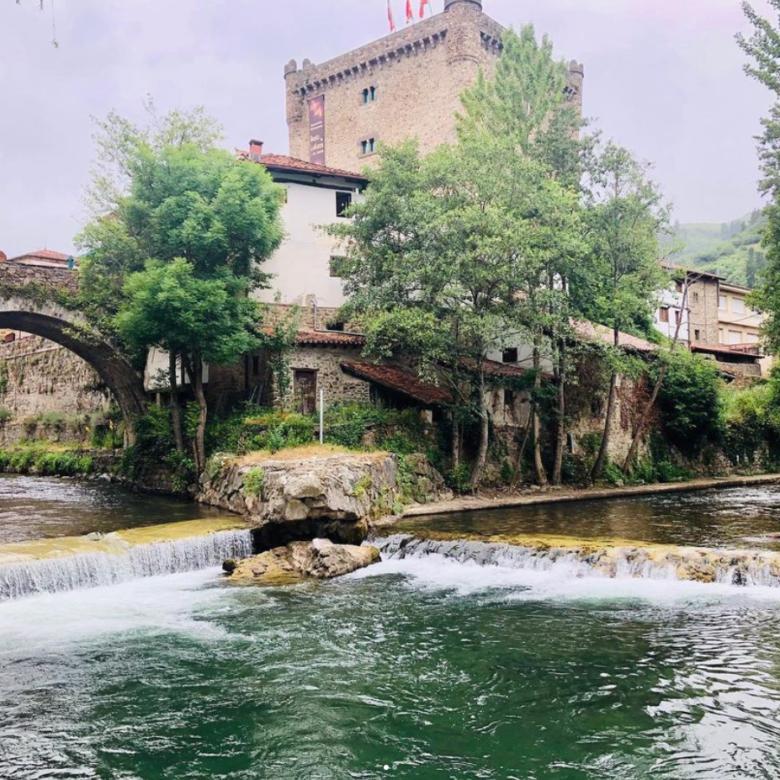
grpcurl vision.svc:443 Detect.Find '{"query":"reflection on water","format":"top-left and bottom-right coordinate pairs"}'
top-left (396, 485), bottom-right (780, 550)
top-left (0, 475), bottom-right (221, 545)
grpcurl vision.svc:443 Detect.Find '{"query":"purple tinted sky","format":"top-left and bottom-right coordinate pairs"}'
top-left (0, 0), bottom-right (774, 257)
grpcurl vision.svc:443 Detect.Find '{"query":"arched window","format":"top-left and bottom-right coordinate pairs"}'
top-left (363, 86), bottom-right (377, 104)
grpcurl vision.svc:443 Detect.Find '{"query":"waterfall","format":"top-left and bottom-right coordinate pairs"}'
top-left (374, 535), bottom-right (780, 588)
top-left (0, 529), bottom-right (253, 601)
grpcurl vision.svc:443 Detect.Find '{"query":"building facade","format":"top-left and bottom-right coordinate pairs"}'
top-left (284, 0), bottom-right (584, 173)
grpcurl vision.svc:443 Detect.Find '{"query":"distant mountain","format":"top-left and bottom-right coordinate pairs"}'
top-left (666, 209), bottom-right (768, 288)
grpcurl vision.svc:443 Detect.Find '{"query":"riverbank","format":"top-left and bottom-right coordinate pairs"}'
top-left (400, 473), bottom-right (780, 519)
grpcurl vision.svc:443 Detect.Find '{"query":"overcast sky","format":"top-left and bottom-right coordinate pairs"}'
top-left (0, 0), bottom-right (776, 258)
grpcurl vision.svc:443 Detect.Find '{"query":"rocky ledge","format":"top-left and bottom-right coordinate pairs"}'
top-left (198, 449), bottom-right (451, 548)
top-left (223, 539), bottom-right (381, 585)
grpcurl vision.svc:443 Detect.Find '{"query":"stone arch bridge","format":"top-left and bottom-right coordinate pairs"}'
top-left (0, 263), bottom-right (146, 441)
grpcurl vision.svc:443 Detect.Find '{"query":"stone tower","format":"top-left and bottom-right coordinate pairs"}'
top-left (285, 0), bottom-right (584, 172)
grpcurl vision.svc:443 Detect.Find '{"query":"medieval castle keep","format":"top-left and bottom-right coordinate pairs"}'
top-left (285, 0), bottom-right (585, 173)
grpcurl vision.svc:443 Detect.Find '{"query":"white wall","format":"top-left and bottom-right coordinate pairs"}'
top-left (654, 284), bottom-right (690, 342)
top-left (253, 182), bottom-right (358, 310)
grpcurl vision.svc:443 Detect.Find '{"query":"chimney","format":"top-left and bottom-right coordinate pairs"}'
top-left (249, 139), bottom-right (264, 161)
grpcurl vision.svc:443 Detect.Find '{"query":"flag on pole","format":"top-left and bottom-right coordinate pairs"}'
top-left (420, 0), bottom-right (431, 18)
top-left (387, 0), bottom-right (396, 32)
top-left (406, 0), bottom-right (414, 25)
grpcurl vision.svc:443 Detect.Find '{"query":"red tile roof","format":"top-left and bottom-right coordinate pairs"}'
top-left (238, 151), bottom-right (368, 183)
top-left (340, 361), bottom-right (452, 406)
top-left (8, 249), bottom-right (71, 263)
top-left (295, 330), bottom-right (366, 347)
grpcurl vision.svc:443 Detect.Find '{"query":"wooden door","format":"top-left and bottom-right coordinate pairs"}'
top-left (294, 370), bottom-right (317, 415)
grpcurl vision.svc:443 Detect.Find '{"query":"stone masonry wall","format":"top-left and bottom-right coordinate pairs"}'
top-left (284, 345), bottom-right (371, 410)
top-left (0, 336), bottom-right (110, 421)
top-left (286, 2), bottom-right (584, 174)
top-left (689, 277), bottom-right (721, 345)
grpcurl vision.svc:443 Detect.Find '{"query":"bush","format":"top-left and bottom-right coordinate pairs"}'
top-left (0, 407), bottom-right (11, 424)
top-left (0, 447), bottom-right (93, 476)
top-left (655, 351), bottom-right (722, 454)
top-left (243, 467), bottom-right (266, 498)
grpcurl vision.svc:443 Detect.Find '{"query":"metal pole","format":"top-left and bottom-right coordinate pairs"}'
top-left (319, 389), bottom-right (325, 444)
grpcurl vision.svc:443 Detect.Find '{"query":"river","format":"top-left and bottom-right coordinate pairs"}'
top-left (3, 478), bottom-right (780, 778)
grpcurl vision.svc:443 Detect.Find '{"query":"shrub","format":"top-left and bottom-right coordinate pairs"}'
top-left (0, 407), bottom-right (11, 424)
top-left (448, 463), bottom-right (472, 494)
top-left (243, 467), bottom-right (266, 498)
top-left (655, 351), bottom-right (722, 454)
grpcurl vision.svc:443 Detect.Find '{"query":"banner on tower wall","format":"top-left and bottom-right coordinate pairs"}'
top-left (308, 96), bottom-right (326, 165)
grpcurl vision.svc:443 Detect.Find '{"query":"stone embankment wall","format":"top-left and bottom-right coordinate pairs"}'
top-left (0, 336), bottom-right (110, 444)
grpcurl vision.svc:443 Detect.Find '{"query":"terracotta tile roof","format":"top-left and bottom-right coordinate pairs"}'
top-left (295, 330), bottom-right (366, 347)
top-left (572, 319), bottom-right (658, 353)
top-left (480, 358), bottom-right (534, 379)
top-left (238, 151), bottom-right (368, 183)
top-left (340, 361), bottom-right (452, 406)
top-left (8, 249), bottom-right (71, 263)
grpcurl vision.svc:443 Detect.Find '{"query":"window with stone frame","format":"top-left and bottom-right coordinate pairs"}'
top-left (360, 137), bottom-right (377, 156)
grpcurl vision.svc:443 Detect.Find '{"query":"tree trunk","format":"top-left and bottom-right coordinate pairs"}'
top-left (168, 351), bottom-right (184, 453)
top-left (450, 415), bottom-right (461, 471)
top-left (622, 364), bottom-right (669, 473)
top-left (470, 371), bottom-right (490, 491)
top-left (591, 371), bottom-right (617, 483)
top-left (531, 345), bottom-right (548, 489)
top-left (511, 416), bottom-right (533, 489)
top-left (552, 340), bottom-right (567, 486)
top-left (190, 352), bottom-right (208, 475)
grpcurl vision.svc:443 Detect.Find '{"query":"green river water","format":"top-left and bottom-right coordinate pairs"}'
top-left (3, 479), bottom-right (780, 778)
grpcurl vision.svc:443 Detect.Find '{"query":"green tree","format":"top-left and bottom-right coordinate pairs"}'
top-left (573, 142), bottom-right (669, 482)
top-left (459, 25), bottom-right (589, 487)
top-left (738, 2), bottom-right (780, 352)
top-left (328, 134), bottom-right (576, 488)
top-left (115, 259), bottom-right (263, 473)
top-left (79, 107), bottom-right (284, 470)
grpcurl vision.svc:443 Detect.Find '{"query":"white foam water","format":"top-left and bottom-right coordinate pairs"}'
top-left (372, 535), bottom-right (780, 590)
top-left (0, 529), bottom-right (253, 601)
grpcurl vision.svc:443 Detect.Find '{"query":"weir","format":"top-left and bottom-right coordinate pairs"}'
top-left (374, 534), bottom-right (780, 587)
top-left (0, 519), bottom-right (253, 601)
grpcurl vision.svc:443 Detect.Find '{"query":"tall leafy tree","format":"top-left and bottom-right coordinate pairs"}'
top-left (78, 107), bottom-right (284, 470)
top-left (738, 2), bottom-right (780, 353)
top-left (460, 25), bottom-right (589, 486)
top-left (573, 142), bottom-right (669, 482)
top-left (329, 135), bottom-right (577, 488)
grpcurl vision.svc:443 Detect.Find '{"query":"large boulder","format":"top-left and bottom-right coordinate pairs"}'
top-left (224, 539), bottom-right (381, 584)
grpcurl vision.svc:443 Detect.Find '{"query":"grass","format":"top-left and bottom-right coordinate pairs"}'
top-left (232, 444), bottom-right (386, 466)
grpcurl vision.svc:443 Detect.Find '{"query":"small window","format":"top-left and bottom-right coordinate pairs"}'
top-left (326, 322), bottom-right (346, 332)
top-left (719, 295), bottom-right (727, 310)
top-left (694, 329), bottom-right (701, 341)
top-left (693, 292), bottom-right (700, 303)
top-left (674, 309), bottom-right (681, 325)
top-left (675, 281), bottom-right (684, 293)
top-left (362, 86), bottom-right (377, 103)
top-left (732, 298), bottom-right (745, 315)
top-left (252, 355), bottom-right (260, 375)
top-left (502, 348), bottom-right (519, 364)
top-left (336, 192), bottom-right (352, 218)
top-left (659, 308), bottom-right (670, 323)
top-left (329, 256), bottom-right (345, 278)
top-left (360, 137), bottom-right (377, 156)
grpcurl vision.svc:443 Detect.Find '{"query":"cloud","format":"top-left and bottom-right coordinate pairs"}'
top-left (0, 0), bottom-right (775, 257)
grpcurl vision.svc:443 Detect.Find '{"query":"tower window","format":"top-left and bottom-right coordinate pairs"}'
top-left (502, 348), bottom-right (519, 364)
top-left (362, 86), bottom-right (377, 103)
top-left (360, 137), bottom-right (377, 156)
top-left (336, 192), bottom-right (352, 218)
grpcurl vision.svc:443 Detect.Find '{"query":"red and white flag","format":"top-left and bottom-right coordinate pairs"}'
top-left (406, 0), bottom-right (414, 25)
top-left (387, 0), bottom-right (396, 32)
top-left (419, 0), bottom-right (431, 18)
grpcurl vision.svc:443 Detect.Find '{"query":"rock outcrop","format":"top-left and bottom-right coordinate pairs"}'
top-left (224, 539), bottom-right (381, 584)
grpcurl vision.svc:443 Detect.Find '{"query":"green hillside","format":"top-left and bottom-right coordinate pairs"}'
top-left (667, 209), bottom-right (768, 288)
